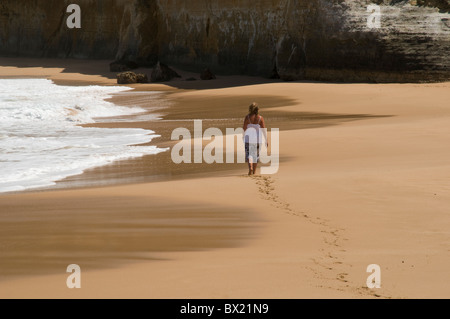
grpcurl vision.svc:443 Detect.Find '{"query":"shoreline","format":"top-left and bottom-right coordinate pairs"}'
top-left (0, 58), bottom-right (368, 194)
top-left (1, 57), bottom-right (449, 299)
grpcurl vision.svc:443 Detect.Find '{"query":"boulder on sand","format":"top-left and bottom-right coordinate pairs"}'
top-left (117, 71), bottom-right (137, 84)
top-left (200, 68), bottom-right (216, 80)
top-left (136, 73), bottom-right (149, 83)
top-left (150, 62), bottom-right (181, 82)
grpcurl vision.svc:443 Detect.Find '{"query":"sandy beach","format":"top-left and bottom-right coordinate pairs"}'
top-left (0, 57), bottom-right (449, 299)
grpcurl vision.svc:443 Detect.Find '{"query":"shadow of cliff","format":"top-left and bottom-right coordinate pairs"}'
top-left (0, 194), bottom-right (258, 279)
top-left (0, 57), bottom-right (116, 79)
top-left (0, 57), bottom-right (334, 90)
top-left (2, 57), bottom-right (448, 90)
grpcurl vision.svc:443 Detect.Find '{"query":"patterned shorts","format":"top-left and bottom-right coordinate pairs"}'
top-left (245, 143), bottom-right (260, 163)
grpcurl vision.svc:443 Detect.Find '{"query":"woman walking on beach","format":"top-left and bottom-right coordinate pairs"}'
top-left (243, 102), bottom-right (267, 175)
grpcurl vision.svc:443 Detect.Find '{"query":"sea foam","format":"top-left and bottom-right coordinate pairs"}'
top-left (0, 79), bottom-right (166, 193)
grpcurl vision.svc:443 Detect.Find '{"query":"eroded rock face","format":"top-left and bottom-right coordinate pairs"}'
top-left (110, 60), bottom-right (139, 73)
top-left (0, 0), bottom-right (448, 82)
top-left (155, 0), bottom-right (449, 82)
top-left (0, 0), bottom-right (158, 65)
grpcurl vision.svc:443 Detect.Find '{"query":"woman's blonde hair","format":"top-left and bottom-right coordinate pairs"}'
top-left (249, 102), bottom-right (259, 115)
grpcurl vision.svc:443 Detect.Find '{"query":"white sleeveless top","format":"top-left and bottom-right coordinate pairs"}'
top-left (244, 115), bottom-right (262, 144)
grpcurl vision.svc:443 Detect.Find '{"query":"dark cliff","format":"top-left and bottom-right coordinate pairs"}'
top-left (0, 0), bottom-right (449, 82)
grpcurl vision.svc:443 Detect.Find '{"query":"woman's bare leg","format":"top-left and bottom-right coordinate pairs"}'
top-left (248, 163), bottom-right (253, 175)
top-left (253, 163), bottom-right (258, 175)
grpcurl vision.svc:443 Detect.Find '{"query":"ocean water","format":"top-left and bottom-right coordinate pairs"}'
top-left (0, 79), bottom-right (167, 193)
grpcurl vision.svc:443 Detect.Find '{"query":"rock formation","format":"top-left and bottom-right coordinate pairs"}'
top-left (117, 71), bottom-right (138, 84)
top-left (0, 0), bottom-right (448, 82)
top-left (150, 62), bottom-right (181, 82)
top-left (117, 71), bottom-right (148, 84)
top-left (136, 73), bottom-right (149, 83)
top-left (200, 68), bottom-right (216, 80)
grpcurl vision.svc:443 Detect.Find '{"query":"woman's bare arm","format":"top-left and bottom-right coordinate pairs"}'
top-left (260, 116), bottom-right (266, 129)
top-left (243, 116), bottom-right (249, 131)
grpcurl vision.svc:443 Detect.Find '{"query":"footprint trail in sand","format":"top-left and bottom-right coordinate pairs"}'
top-left (250, 175), bottom-right (388, 298)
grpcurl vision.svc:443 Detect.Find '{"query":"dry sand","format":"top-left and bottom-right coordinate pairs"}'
top-left (0, 57), bottom-right (449, 299)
